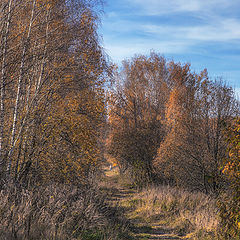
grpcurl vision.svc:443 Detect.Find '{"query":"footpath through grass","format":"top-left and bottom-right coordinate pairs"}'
top-left (100, 166), bottom-right (219, 240)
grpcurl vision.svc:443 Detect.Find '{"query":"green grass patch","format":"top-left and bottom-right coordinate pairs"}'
top-left (81, 230), bottom-right (104, 240)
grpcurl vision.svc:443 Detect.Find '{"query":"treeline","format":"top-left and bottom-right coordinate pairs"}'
top-left (107, 52), bottom-right (239, 191)
top-left (107, 53), bottom-right (240, 237)
top-left (0, 0), bottom-right (108, 185)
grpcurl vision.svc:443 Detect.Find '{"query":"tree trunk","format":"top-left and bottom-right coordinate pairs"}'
top-left (7, 0), bottom-right (36, 178)
top-left (0, 0), bottom-right (13, 176)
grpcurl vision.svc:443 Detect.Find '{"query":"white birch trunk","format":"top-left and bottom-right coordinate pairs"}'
top-left (0, 0), bottom-right (13, 171)
top-left (7, 4), bottom-right (51, 178)
top-left (7, 0), bottom-right (36, 177)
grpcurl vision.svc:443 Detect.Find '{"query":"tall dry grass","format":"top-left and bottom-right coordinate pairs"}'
top-left (0, 183), bottom-right (129, 240)
top-left (121, 185), bottom-right (219, 239)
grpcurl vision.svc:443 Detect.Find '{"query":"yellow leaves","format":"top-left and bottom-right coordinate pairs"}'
top-left (36, 0), bottom-right (55, 9)
top-left (220, 119), bottom-right (240, 238)
top-left (222, 119), bottom-right (240, 181)
top-left (165, 88), bottom-right (182, 128)
top-left (38, 59), bottom-right (106, 183)
top-left (222, 162), bottom-right (235, 175)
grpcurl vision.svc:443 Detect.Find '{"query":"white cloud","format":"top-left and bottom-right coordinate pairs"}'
top-left (126, 0), bottom-right (236, 16)
top-left (102, 13), bottom-right (240, 64)
top-left (106, 11), bottom-right (118, 18)
top-left (142, 17), bottom-right (240, 42)
top-left (103, 39), bottom-right (190, 63)
top-left (184, 18), bottom-right (240, 41)
top-left (103, 0), bottom-right (240, 54)
top-left (101, 0), bottom-right (240, 90)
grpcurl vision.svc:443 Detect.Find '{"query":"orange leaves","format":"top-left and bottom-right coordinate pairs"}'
top-left (36, 0), bottom-right (56, 9)
top-left (165, 88), bottom-right (182, 128)
top-left (219, 121), bottom-right (240, 238)
top-left (0, 0), bottom-right (107, 184)
top-left (40, 91), bottom-right (101, 182)
top-left (223, 119), bottom-right (240, 180)
top-left (39, 50), bottom-right (107, 183)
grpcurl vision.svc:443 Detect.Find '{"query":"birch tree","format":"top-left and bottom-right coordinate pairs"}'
top-left (107, 53), bottom-right (168, 187)
top-left (0, 0), bottom-right (108, 185)
top-left (154, 69), bottom-right (239, 192)
top-left (0, 0), bottom-right (13, 179)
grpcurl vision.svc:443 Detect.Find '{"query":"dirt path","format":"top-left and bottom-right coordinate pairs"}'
top-left (100, 167), bottom-right (183, 240)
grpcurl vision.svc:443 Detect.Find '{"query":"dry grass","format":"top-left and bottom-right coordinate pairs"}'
top-left (121, 185), bottom-right (220, 239)
top-left (0, 183), bottom-right (130, 240)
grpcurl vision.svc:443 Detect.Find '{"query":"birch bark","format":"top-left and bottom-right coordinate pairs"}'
top-left (7, 0), bottom-right (36, 177)
top-left (0, 0), bottom-right (13, 174)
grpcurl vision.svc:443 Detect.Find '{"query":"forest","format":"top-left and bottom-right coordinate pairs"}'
top-left (0, 0), bottom-right (239, 239)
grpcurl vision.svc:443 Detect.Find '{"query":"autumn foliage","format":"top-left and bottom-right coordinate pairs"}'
top-left (0, 1), bottom-right (239, 238)
top-left (0, 0), bottom-right (108, 185)
top-left (107, 52), bottom-right (239, 193)
top-left (219, 118), bottom-right (240, 239)
top-left (107, 53), bottom-right (167, 187)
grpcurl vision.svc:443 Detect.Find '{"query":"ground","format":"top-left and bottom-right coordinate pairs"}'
top-left (99, 166), bottom-right (184, 240)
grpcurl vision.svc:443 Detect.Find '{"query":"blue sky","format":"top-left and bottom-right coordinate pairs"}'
top-left (100, 0), bottom-right (240, 97)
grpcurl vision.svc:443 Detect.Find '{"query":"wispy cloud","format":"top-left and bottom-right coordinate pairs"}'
top-left (103, 40), bottom-right (190, 63)
top-left (143, 17), bottom-right (240, 42)
top-left (125, 0), bottom-right (238, 16)
top-left (101, 0), bottom-right (240, 88)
